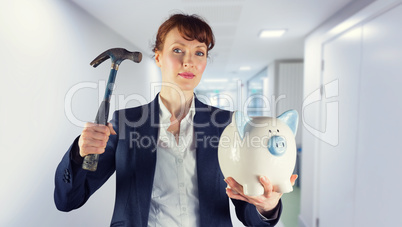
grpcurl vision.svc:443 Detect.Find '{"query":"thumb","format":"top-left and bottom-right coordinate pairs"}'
top-left (107, 123), bottom-right (117, 135)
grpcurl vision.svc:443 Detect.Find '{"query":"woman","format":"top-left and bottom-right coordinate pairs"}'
top-left (55, 13), bottom-right (297, 226)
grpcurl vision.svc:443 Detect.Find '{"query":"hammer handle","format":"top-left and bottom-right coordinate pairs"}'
top-left (94, 100), bottom-right (110, 125)
top-left (82, 101), bottom-right (110, 171)
top-left (82, 67), bottom-right (117, 171)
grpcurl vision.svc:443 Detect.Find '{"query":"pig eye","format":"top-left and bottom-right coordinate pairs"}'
top-left (269, 130), bottom-right (272, 133)
top-left (277, 129), bottom-right (280, 132)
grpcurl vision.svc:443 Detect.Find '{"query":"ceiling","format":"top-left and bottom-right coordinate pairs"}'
top-left (71, 0), bottom-right (354, 90)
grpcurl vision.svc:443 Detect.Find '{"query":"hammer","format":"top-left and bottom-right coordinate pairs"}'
top-left (82, 48), bottom-right (142, 171)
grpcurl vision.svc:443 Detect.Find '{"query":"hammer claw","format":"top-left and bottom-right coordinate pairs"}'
top-left (90, 51), bottom-right (110, 68)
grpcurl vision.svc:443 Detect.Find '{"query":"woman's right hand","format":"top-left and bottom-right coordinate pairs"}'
top-left (78, 122), bottom-right (117, 157)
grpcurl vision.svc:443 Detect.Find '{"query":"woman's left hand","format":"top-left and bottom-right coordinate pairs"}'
top-left (225, 174), bottom-right (298, 217)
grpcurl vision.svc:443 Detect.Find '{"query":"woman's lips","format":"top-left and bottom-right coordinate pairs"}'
top-left (179, 72), bottom-right (195, 79)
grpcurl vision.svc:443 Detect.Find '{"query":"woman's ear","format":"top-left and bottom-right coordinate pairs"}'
top-left (154, 50), bottom-right (162, 68)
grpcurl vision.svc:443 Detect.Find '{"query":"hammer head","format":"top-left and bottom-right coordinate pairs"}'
top-left (90, 48), bottom-right (142, 68)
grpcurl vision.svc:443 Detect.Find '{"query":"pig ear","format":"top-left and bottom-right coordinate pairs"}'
top-left (233, 111), bottom-right (249, 140)
top-left (277, 110), bottom-right (299, 136)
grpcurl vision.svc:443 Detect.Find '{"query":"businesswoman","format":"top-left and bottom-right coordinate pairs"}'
top-left (55, 13), bottom-right (296, 227)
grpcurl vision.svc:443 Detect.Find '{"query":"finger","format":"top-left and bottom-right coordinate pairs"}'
top-left (226, 188), bottom-right (249, 202)
top-left (87, 131), bottom-right (109, 141)
top-left (91, 124), bottom-right (111, 135)
top-left (81, 130), bottom-right (107, 144)
top-left (83, 123), bottom-right (109, 136)
top-left (260, 176), bottom-right (273, 198)
top-left (225, 177), bottom-right (244, 195)
top-left (84, 122), bottom-right (97, 128)
top-left (108, 123), bottom-right (117, 135)
top-left (82, 137), bottom-right (107, 148)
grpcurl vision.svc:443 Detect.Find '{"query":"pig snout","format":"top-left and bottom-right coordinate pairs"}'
top-left (268, 135), bottom-right (287, 156)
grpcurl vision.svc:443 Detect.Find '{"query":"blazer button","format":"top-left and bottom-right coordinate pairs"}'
top-left (64, 169), bottom-right (70, 176)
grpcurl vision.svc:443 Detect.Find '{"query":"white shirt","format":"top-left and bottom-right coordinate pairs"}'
top-left (148, 95), bottom-right (200, 227)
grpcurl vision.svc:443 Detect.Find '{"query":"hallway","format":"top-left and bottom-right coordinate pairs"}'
top-left (1, 0), bottom-right (402, 226)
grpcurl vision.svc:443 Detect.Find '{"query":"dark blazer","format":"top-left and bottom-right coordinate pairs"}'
top-left (54, 94), bottom-right (281, 227)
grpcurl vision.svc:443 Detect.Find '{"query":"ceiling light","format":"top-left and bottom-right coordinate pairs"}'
top-left (259, 29), bottom-right (287, 38)
top-left (239, 66), bottom-right (251, 71)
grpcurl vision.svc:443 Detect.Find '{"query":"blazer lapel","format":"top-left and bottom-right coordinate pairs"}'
top-left (194, 98), bottom-right (222, 226)
top-left (134, 95), bottom-right (159, 226)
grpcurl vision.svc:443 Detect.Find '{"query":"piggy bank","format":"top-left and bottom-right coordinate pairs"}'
top-left (218, 110), bottom-right (298, 196)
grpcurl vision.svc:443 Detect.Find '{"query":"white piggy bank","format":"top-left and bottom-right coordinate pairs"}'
top-left (218, 110), bottom-right (298, 196)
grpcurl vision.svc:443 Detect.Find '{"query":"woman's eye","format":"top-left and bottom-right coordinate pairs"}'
top-left (196, 51), bottom-right (205, 56)
top-left (173, 48), bottom-right (182, 53)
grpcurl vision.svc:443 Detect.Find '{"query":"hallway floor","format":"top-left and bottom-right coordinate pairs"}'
top-left (280, 186), bottom-right (301, 227)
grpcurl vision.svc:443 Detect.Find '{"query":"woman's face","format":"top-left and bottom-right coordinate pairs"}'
top-left (155, 27), bottom-right (208, 92)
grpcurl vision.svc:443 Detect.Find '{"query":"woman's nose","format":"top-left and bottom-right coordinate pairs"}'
top-left (183, 53), bottom-right (194, 68)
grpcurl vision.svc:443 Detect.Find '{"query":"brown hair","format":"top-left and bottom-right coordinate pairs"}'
top-left (152, 13), bottom-right (215, 54)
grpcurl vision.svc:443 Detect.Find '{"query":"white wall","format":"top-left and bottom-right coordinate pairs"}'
top-left (300, 0), bottom-right (375, 226)
top-left (300, 0), bottom-right (402, 226)
top-left (0, 0), bottom-right (160, 226)
top-left (353, 3), bottom-right (402, 225)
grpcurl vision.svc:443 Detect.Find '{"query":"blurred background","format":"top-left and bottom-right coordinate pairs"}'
top-left (1, 0), bottom-right (402, 226)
